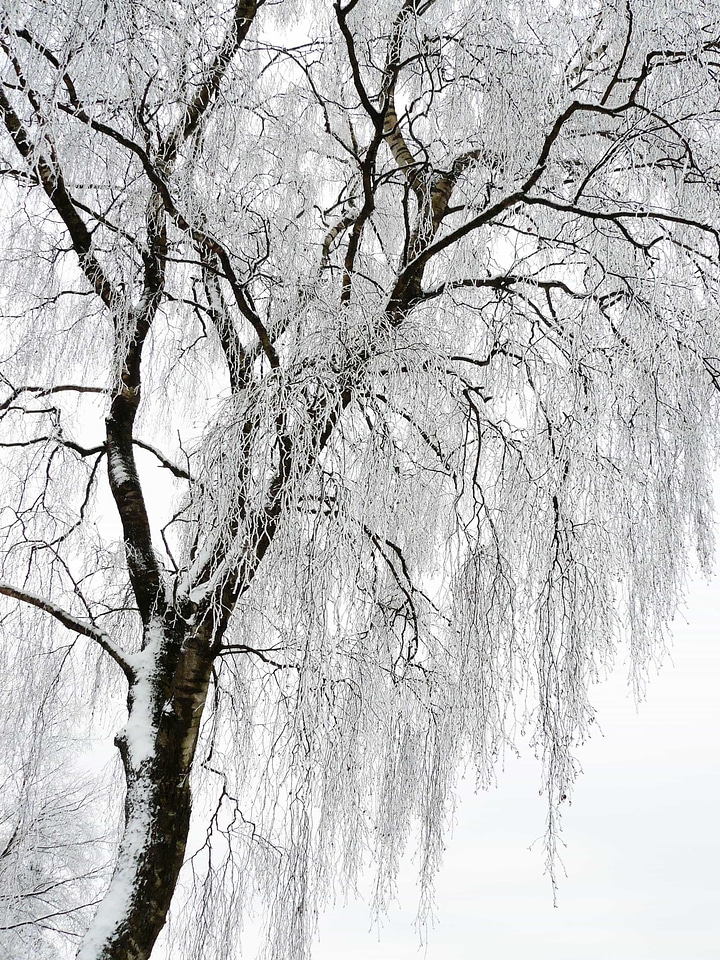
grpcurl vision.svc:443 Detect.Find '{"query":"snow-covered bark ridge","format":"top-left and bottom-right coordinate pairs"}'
top-left (79, 618), bottom-right (214, 960)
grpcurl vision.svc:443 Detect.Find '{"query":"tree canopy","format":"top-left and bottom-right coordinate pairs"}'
top-left (1, 1), bottom-right (719, 958)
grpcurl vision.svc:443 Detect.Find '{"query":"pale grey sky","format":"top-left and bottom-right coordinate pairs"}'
top-left (308, 569), bottom-right (720, 960)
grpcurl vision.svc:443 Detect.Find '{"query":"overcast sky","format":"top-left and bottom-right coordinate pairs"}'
top-left (304, 567), bottom-right (720, 960)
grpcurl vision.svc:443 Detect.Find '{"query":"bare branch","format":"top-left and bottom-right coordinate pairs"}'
top-left (0, 385), bottom-right (106, 414)
top-left (132, 438), bottom-right (192, 481)
top-left (0, 582), bottom-right (133, 679)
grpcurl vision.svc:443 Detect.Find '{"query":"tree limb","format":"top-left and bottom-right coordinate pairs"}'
top-left (0, 384), bottom-right (106, 413)
top-left (132, 439), bottom-right (192, 481)
top-left (161, 0), bottom-right (265, 164)
top-left (0, 86), bottom-right (122, 314)
top-left (0, 582), bottom-right (133, 679)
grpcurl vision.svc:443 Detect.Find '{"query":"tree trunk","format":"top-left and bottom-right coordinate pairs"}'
top-left (78, 625), bottom-right (214, 960)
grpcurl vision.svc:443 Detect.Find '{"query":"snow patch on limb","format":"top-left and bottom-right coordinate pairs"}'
top-left (121, 676), bottom-right (158, 771)
top-left (121, 622), bottom-right (165, 770)
top-left (180, 536), bottom-right (230, 604)
top-left (106, 454), bottom-right (132, 490)
top-left (76, 781), bottom-right (154, 960)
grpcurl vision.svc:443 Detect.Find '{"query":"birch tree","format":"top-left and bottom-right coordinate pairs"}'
top-left (1, 1), bottom-right (720, 958)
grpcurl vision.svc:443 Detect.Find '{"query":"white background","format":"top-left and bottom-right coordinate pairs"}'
top-left (308, 569), bottom-right (720, 960)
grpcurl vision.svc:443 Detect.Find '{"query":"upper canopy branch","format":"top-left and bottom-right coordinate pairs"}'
top-left (379, 0), bottom-right (466, 265)
top-left (132, 439), bottom-right (192, 482)
top-left (381, 0), bottom-right (426, 195)
top-left (0, 86), bottom-right (122, 314)
top-left (161, 0), bottom-right (265, 164)
top-left (422, 274), bottom-right (593, 303)
top-left (334, 0), bottom-right (383, 126)
top-left (382, 25), bottom-right (720, 305)
top-left (334, 0), bottom-right (444, 301)
top-left (200, 254), bottom-right (252, 393)
top-left (6, 35), bottom-right (278, 371)
top-left (522, 195), bottom-right (720, 255)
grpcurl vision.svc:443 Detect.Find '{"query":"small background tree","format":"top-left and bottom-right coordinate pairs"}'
top-left (0, 664), bottom-right (112, 959)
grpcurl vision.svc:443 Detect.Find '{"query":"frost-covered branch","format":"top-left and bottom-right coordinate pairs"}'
top-left (0, 583), bottom-right (132, 679)
top-left (0, 62), bottom-right (122, 312)
top-left (161, 0), bottom-right (265, 164)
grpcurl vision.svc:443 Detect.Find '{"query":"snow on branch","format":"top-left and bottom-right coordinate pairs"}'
top-left (0, 583), bottom-right (133, 680)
